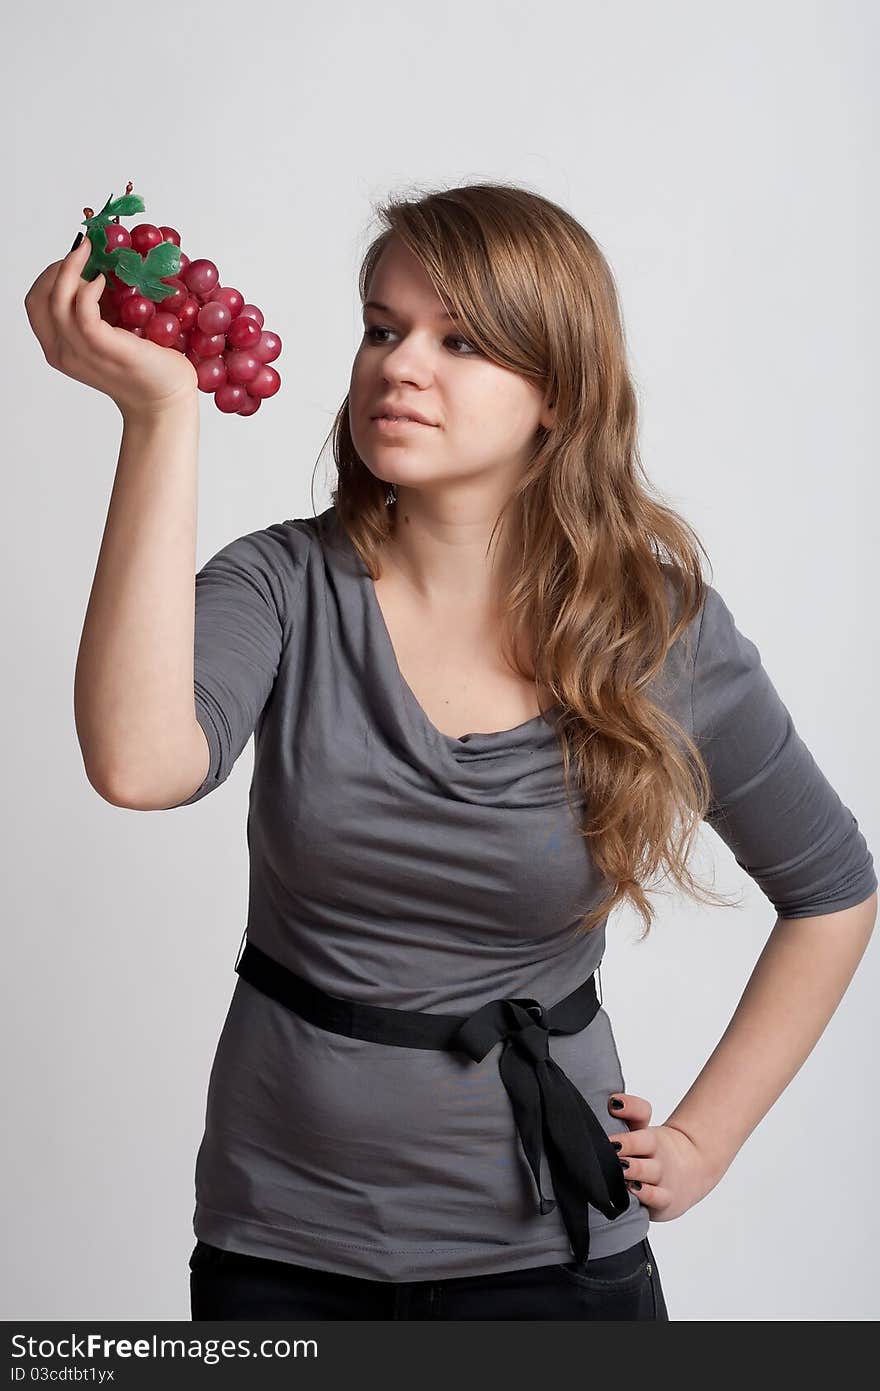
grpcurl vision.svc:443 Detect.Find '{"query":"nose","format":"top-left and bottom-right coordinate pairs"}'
top-left (375, 336), bottom-right (436, 388)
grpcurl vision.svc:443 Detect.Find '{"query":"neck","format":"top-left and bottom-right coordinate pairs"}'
top-left (383, 498), bottom-right (515, 617)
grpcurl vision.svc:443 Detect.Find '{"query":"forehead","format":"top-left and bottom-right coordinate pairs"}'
top-left (367, 238), bottom-right (455, 318)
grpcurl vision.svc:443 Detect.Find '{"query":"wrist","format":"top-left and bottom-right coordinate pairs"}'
top-left (119, 391), bottom-right (199, 429)
top-left (660, 1113), bottom-right (734, 1187)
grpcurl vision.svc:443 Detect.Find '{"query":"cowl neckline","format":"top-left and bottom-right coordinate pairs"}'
top-left (320, 505), bottom-right (564, 759)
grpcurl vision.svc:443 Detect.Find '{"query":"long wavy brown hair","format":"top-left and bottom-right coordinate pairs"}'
top-left (315, 179), bottom-right (738, 940)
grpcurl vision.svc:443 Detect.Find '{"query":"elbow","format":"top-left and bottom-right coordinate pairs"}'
top-left (84, 763), bottom-right (148, 810)
top-left (86, 769), bottom-right (136, 809)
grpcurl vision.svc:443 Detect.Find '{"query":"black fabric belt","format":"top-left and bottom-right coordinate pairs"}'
top-left (234, 937), bottom-right (631, 1264)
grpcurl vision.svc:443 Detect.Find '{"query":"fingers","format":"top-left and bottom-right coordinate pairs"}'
top-left (25, 235), bottom-right (95, 360)
top-left (23, 256), bottom-right (67, 352)
top-left (611, 1149), bottom-right (663, 1185)
top-left (607, 1092), bottom-right (658, 1200)
top-left (608, 1092), bottom-right (652, 1128)
top-left (49, 234), bottom-right (94, 333)
top-left (608, 1128), bottom-right (657, 1157)
top-left (24, 259), bottom-right (61, 304)
top-left (72, 262), bottom-right (107, 339)
top-left (608, 1114), bottom-right (660, 1188)
top-left (621, 1176), bottom-right (667, 1211)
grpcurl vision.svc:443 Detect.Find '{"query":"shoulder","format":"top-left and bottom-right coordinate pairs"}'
top-left (687, 581), bottom-right (780, 744)
top-left (689, 582), bottom-right (761, 680)
top-left (278, 503), bottom-right (343, 566)
top-left (654, 567), bottom-right (759, 688)
top-left (656, 564), bottom-right (741, 662)
top-left (650, 566), bottom-right (742, 736)
top-left (195, 513), bottom-right (332, 631)
top-left (205, 506), bottom-right (338, 582)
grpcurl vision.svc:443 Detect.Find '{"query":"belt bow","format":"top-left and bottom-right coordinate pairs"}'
top-left (449, 989), bottom-right (631, 1265)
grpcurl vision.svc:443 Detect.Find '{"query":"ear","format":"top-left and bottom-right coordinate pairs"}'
top-left (540, 395), bottom-right (557, 431)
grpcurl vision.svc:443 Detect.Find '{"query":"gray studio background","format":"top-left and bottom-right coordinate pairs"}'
top-left (5, 0), bottom-right (877, 1322)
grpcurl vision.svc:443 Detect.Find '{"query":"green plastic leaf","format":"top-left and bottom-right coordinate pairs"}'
top-left (110, 243), bottom-right (182, 301)
top-left (77, 188), bottom-right (182, 301)
top-left (110, 248), bottom-right (151, 286)
top-left (103, 194), bottom-right (146, 219)
top-left (143, 242), bottom-right (182, 278)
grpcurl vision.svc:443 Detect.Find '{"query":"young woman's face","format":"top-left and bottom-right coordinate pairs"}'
top-left (348, 237), bottom-right (554, 498)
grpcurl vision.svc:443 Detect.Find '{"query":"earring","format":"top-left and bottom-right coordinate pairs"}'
top-left (385, 483), bottom-right (397, 505)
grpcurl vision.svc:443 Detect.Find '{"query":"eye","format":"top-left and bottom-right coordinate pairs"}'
top-left (362, 325), bottom-right (479, 356)
top-left (446, 334), bottom-right (480, 356)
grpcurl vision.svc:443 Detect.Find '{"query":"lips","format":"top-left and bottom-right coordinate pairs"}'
top-left (371, 404), bottom-right (437, 426)
top-left (371, 416), bottom-right (429, 431)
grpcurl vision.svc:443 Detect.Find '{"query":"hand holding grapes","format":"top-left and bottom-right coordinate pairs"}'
top-left (24, 185), bottom-right (282, 419)
top-left (24, 234), bottom-right (199, 422)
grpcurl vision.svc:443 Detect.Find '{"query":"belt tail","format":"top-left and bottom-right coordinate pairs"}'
top-left (539, 1060), bottom-right (632, 1262)
top-left (497, 1045), bottom-right (559, 1216)
top-left (498, 1043), bottom-right (632, 1263)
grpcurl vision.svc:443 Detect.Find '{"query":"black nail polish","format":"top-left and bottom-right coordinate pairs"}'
top-left (611, 1098), bottom-right (624, 1110)
top-left (630, 1180), bottom-right (642, 1190)
top-left (611, 1141), bottom-right (622, 1151)
top-left (69, 232), bottom-right (84, 253)
top-left (619, 1158), bottom-right (629, 1169)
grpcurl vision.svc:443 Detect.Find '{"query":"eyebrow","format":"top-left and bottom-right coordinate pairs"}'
top-left (363, 298), bottom-right (459, 322)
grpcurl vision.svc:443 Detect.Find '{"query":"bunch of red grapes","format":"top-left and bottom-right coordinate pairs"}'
top-left (92, 193), bottom-right (281, 416)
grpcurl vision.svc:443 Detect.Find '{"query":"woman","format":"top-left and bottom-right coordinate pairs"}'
top-left (26, 183), bottom-right (877, 1321)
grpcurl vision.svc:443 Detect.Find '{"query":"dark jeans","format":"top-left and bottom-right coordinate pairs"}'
top-left (189, 1235), bottom-right (669, 1320)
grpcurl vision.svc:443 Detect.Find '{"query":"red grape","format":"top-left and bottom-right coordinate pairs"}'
top-left (130, 223), bottom-right (165, 255)
top-left (182, 258), bottom-right (220, 298)
top-left (197, 301), bottom-right (232, 335)
top-left (226, 315), bottom-right (261, 349)
top-left (224, 349), bottom-right (261, 384)
top-left (156, 277), bottom-right (188, 314)
top-left (119, 295), bottom-right (157, 329)
top-left (215, 382), bottom-right (248, 413)
top-left (238, 304), bottom-right (264, 328)
top-left (207, 285), bottom-right (245, 317)
top-left (159, 226), bottom-right (181, 246)
top-left (245, 364), bottom-right (280, 399)
top-left (145, 312), bottom-right (182, 347)
top-left (178, 297), bottom-right (200, 332)
top-left (196, 357), bottom-right (228, 393)
top-left (110, 277), bottom-right (139, 301)
top-left (100, 292), bottom-right (121, 327)
top-left (237, 394), bottom-right (262, 416)
top-left (254, 330), bottom-right (282, 364)
top-left (104, 224), bottom-right (132, 252)
top-left (188, 327), bottom-right (226, 357)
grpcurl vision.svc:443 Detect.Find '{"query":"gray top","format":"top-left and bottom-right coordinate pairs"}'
top-left (174, 503), bottom-right (876, 1281)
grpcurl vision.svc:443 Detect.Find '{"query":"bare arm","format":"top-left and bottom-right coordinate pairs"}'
top-left (662, 892), bottom-right (878, 1181)
top-left (74, 397), bottom-right (208, 805)
top-left (24, 234), bottom-right (207, 807)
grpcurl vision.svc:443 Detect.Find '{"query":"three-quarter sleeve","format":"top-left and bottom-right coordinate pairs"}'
top-left (690, 584), bottom-right (877, 918)
top-left (173, 521), bottom-right (307, 807)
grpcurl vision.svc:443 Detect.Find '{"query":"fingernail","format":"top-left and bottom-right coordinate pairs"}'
top-left (69, 232), bottom-right (84, 253)
top-left (619, 1158), bottom-right (630, 1170)
top-left (629, 1180), bottom-right (642, 1190)
top-left (611, 1141), bottom-right (622, 1151)
top-left (611, 1097), bottom-right (624, 1110)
